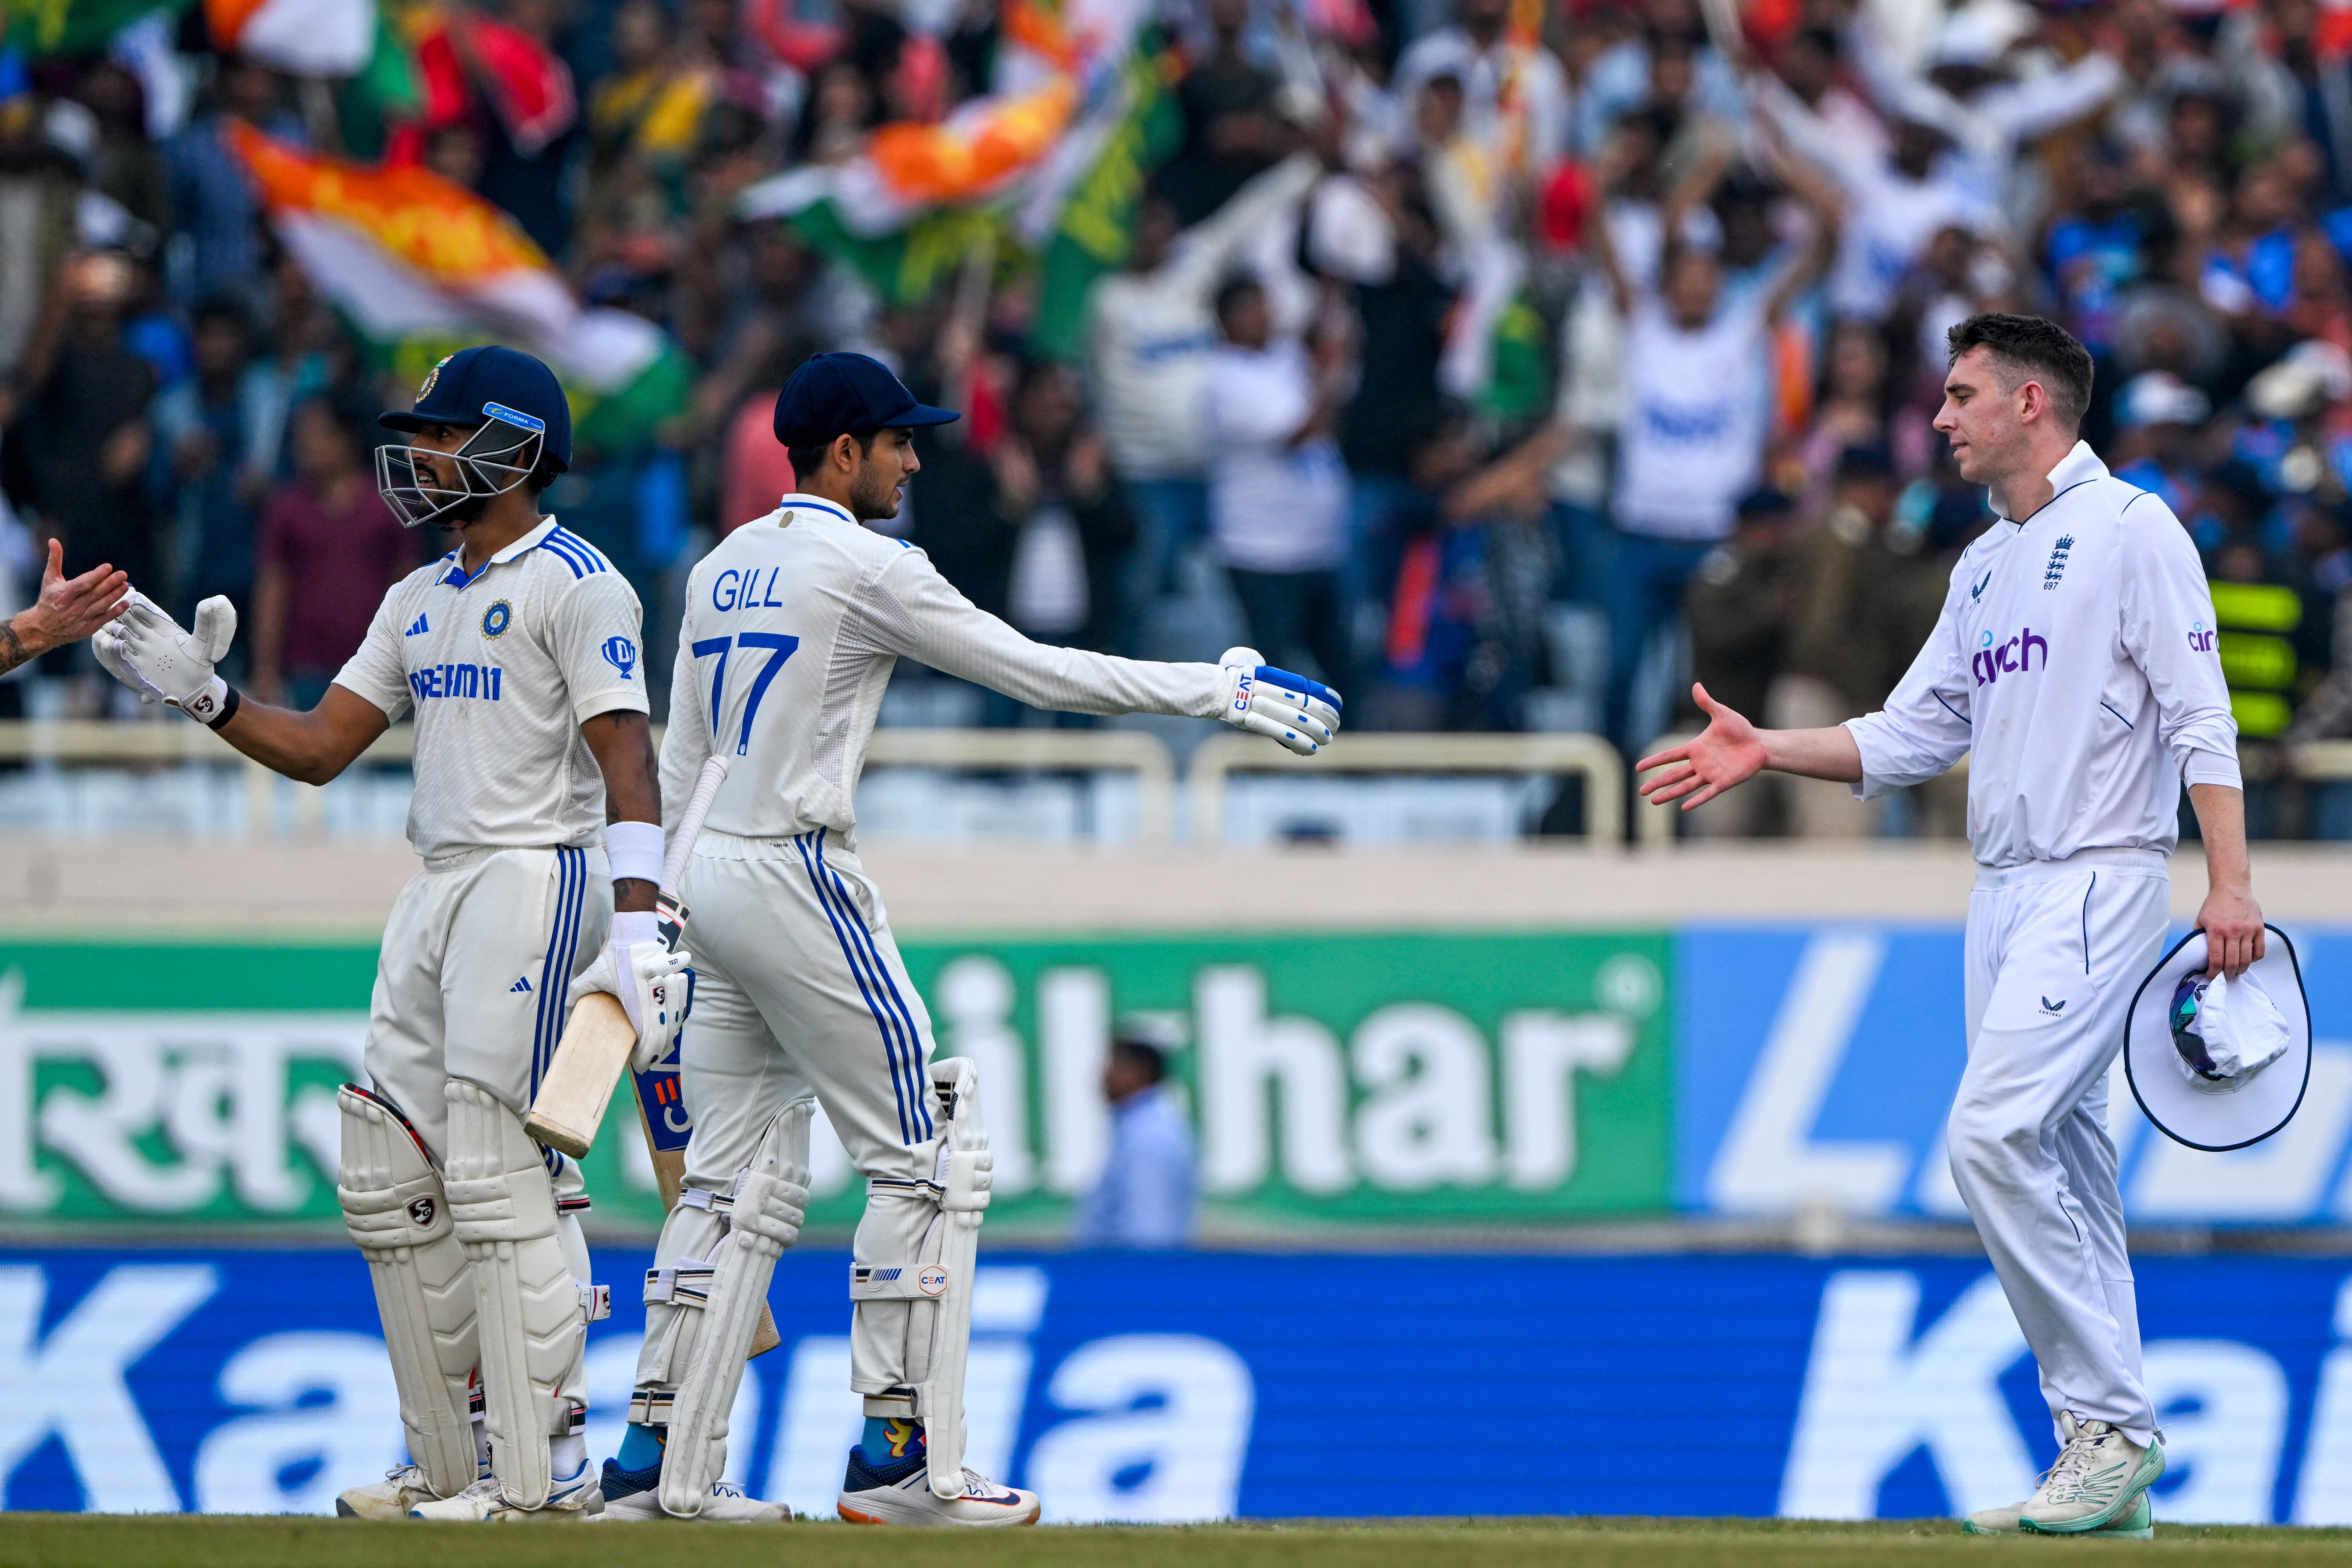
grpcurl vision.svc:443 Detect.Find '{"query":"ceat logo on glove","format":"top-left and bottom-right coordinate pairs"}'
top-left (919, 1265), bottom-right (950, 1296)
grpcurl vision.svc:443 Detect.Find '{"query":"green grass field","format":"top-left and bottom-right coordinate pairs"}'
top-left (5, 1517), bottom-right (2351, 1568)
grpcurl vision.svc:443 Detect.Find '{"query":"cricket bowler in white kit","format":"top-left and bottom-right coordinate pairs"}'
top-left (91, 347), bottom-right (700, 1522)
top-left (596, 351), bottom-right (1343, 1525)
top-left (1642, 314), bottom-right (2265, 1539)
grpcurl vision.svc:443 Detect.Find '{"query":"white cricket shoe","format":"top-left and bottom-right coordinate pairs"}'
top-left (836, 1444), bottom-right (1039, 1527)
top-left (2020, 1412), bottom-right (2166, 1534)
top-left (590, 1459), bottom-right (788, 1522)
top-left (337, 1464), bottom-right (445, 1520)
top-left (1965, 1491), bottom-right (2152, 1538)
top-left (408, 1461), bottom-right (603, 1521)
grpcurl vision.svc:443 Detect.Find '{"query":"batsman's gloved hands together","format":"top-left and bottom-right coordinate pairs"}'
top-left (568, 911), bottom-right (693, 1071)
top-left (1216, 646), bottom-right (1342, 756)
top-left (95, 593), bottom-right (238, 723)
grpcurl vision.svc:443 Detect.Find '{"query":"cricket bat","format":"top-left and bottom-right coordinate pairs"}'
top-left (526, 757), bottom-right (729, 1158)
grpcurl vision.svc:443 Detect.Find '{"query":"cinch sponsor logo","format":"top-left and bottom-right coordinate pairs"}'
top-left (409, 663), bottom-right (503, 701)
top-left (2188, 620), bottom-right (2217, 652)
top-left (1973, 626), bottom-right (2048, 686)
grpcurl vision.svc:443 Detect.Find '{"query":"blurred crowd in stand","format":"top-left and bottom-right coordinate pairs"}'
top-left (7, 0), bottom-right (2352, 837)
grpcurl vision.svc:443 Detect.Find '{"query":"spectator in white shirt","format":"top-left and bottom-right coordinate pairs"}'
top-left (1203, 275), bottom-right (1352, 690)
top-left (1757, 77), bottom-right (1995, 323)
top-left (1394, 0), bottom-right (1572, 185)
top-left (1587, 134), bottom-right (1838, 754)
top-left (1083, 154), bottom-right (1322, 650)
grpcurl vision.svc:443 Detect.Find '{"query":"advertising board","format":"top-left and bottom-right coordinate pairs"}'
top-left (0, 933), bottom-right (1673, 1232)
top-left (4, 1247), bottom-right (2348, 1523)
top-left (1681, 923), bottom-right (2352, 1225)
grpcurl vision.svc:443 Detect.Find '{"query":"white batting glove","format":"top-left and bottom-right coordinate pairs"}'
top-left (568, 912), bottom-right (694, 1071)
top-left (91, 590), bottom-right (165, 705)
top-left (1216, 647), bottom-right (1343, 756)
top-left (97, 594), bottom-right (238, 723)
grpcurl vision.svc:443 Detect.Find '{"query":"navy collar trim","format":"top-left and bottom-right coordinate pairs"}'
top-left (777, 494), bottom-right (856, 526)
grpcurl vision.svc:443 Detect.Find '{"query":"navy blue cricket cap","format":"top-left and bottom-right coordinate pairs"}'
top-left (380, 345), bottom-right (573, 469)
top-left (774, 351), bottom-right (958, 447)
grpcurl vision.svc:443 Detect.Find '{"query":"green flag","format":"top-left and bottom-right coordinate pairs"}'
top-left (2, 0), bottom-right (187, 57)
top-left (785, 200), bottom-right (1004, 310)
top-left (1030, 25), bottom-right (1183, 361)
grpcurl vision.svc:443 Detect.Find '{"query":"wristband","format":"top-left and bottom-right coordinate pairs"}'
top-left (200, 681), bottom-right (240, 730)
top-left (605, 820), bottom-right (665, 887)
top-left (609, 910), bottom-right (661, 947)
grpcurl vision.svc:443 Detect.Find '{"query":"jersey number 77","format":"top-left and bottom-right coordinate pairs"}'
top-left (691, 633), bottom-right (800, 755)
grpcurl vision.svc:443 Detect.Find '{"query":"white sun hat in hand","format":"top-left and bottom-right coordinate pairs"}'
top-left (2124, 924), bottom-right (2311, 1151)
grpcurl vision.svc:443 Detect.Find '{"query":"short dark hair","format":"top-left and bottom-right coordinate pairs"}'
top-left (190, 295), bottom-right (251, 337)
top-left (1213, 275), bottom-right (1263, 324)
top-left (789, 427), bottom-right (878, 483)
top-left (1111, 1038), bottom-right (1167, 1085)
top-left (1946, 313), bottom-right (2095, 431)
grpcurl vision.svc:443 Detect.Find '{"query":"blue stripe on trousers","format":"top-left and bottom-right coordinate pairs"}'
top-left (817, 830), bottom-right (933, 1140)
top-left (796, 829), bottom-right (918, 1144)
top-left (531, 846), bottom-right (586, 1099)
top-left (822, 858), bottom-right (933, 1140)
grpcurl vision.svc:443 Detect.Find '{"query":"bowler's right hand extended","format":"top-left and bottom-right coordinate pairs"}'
top-left (1218, 647), bottom-right (1342, 756)
top-left (1638, 683), bottom-right (1768, 809)
top-left (22, 539), bottom-right (128, 656)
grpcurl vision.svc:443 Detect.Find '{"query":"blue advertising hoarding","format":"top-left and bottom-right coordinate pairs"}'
top-left (1680, 923), bottom-right (2352, 1225)
top-left (5, 1246), bottom-right (2351, 1524)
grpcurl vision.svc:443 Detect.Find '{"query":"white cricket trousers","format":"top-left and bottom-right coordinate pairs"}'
top-left (1950, 846), bottom-right (2169, 1446)
top-left (366, 843), bottom-right (609, 1243)
top-left (655, 827), bottom-right (941, 1403)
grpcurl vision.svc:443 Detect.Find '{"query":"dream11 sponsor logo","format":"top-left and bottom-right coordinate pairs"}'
top-left (1973, 627), bottom-right (2049, 687)
top-left (2188, 620), bottom-right (2218, 653)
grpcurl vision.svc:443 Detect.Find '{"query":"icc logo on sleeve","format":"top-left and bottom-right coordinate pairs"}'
top-left (603, 636), bottom-right (637, 680)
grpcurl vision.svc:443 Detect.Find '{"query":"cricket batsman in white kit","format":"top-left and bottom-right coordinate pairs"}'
top-left (595, 351), bottom-right (1342, 1525)
top-left (1642, 314), bottom-right (2264, 1538)
top-left (90, 346), bottom-right (694, 1521)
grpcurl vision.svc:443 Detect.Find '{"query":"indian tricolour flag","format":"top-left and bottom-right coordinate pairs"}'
top-left (203, 0), bottom-right (373, 75)
top-left (737, 0), bottom-right (1151, 312)
top-left (229, 122), bottom-right (682, 432)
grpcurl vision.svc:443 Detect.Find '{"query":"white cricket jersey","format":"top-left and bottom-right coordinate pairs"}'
top-left (1845, 442), bottom-right (2240, 869)
top-left (660, 494), bottom-right (1226, 841)
top-left (335, 516), bottom-right (648, 862)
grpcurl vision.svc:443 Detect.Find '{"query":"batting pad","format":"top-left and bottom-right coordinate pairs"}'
top-left (659, 1101), bottom-right (811, 1517)
top-left (337, 1084), bottom-right (481, 1499)
top-left (850, 1059), bottom-right (993, 1500)
top-left (444, 1079), bottom-right (588, 1510)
